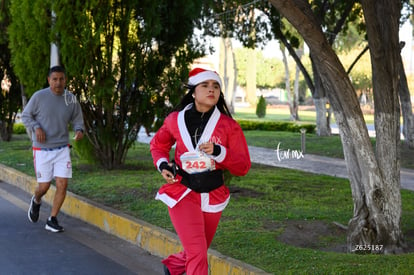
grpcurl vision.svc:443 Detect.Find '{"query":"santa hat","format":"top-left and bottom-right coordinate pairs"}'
top-left (188, 68), bottom-right (222, 90)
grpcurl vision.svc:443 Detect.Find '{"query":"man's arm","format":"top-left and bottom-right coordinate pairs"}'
top-left (71, 98), bottom-right (85, 141)
top-left (21, 95), bottom-right (40, 132)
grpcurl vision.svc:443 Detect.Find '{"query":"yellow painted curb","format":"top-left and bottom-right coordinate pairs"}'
top-left (0, 164), bottom-right (270, 275)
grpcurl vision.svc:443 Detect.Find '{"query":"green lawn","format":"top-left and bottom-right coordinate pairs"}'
top-left (244, 130), bottom-right (346, 158)
top-left (235, 107), bottom-right (414, 169)
top-left (1, 133), bottom-right (414, 274)
top-left (233, 106), bottom-right (376, 124)
top-left (234, 106), bottom-right (318, 123)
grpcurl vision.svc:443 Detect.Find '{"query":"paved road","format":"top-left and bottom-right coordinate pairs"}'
top-left (0, 181), bottom-right (163, 275)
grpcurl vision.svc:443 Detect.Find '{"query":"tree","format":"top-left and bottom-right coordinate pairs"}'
top-left (219, 36), bottom-right (238, 113)
top-left (399, 1), bottom-right (414, 147)
top-left (266, 1), bottom-right (361, 135)
top-left (54, 0), bottom-right (206, 169)
top-left (269, 0), bottom-right (405, 254)
top-left (203, 0), bottom-right (365, 135)
top-left (256, 95), bottom-right (266, 118)
top-left (8, 0), bottom-right (206, 169)
top-left (234, 48), bottom-right (283, 88)
top-left (398, 42), bottom-right (414, 148)
top-left (8, 0), bottom-right (51, 95)
top-left (280, 41), bottom-right (303, 121)
top-left (0, 0), bottom-right (22, 141)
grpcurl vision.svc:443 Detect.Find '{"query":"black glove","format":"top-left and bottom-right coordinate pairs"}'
top-left (159, 161), bottom-right (175, 176)
top-left (212, 144), bottom-right (221, 156)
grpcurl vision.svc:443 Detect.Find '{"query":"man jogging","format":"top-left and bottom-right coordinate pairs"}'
top-left (22, 65), bottom-right (84, 232)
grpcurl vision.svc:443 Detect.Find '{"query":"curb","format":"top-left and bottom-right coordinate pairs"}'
top-left (0, 164), bottom-right (270, 275)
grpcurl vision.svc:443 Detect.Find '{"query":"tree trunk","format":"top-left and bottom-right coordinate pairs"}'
top-left (281, 47), bottom-right (293, 117)
top-left (398, 52), bottom-right (414, 148)
top-left (219, 36), bottom-right (236, 114)
top-left (292, 49), bottom-right (302, 121)
top-left (280, 38), bottom-right (300, 121)
top-left (245, 48), bottom-right (257, 105)
top-left (356, 0), bottom-right (404, 253)
top-left (270, 0), bottom-right (405, 254)
top-left (313, 98), bottom-right (330, 136)
top-left (231, 47), bottom-right (238, 113)
top-left (311, 58), bottom-right (331, 136)
top-left (0, 119), bottom-right (13, 141)
top-left (0, 75), bottom-right (21, 142)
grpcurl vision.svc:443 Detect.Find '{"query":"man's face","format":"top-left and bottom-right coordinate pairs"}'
top-left (48, 72), bottom-right (66, 95)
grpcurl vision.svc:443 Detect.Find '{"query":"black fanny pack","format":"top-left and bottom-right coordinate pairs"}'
top-left (178, 169), bottom-right (224, 193)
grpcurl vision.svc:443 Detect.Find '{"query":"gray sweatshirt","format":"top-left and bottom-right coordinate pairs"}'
top-left (22, 87), bottom-right (84, 148)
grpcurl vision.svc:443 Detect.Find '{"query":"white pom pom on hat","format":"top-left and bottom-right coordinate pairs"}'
top-left (188, 68), bottom-right (222, 90)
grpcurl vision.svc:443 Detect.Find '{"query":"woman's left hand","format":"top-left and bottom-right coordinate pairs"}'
top-left (199, 142), bottom-right (214, 155)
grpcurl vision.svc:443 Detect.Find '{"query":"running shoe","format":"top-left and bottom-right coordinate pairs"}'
top-left (28, 196), bottom-right (41, 223)
top-left (163, 265), bottom-right (171, 275)
top-left (45, 216), bottom-right (64, 233)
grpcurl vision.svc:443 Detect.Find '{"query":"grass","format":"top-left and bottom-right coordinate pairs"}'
top-left (232, 106), bottom-right (376, 125)
top-left (233, 106), bottom-right (318, 123)
top-left (243, 130), bottom-right (346, 158)
top-left (235, 107), bottom-right (414, 169)
top-left (1, 132), bottom-right (414, 274)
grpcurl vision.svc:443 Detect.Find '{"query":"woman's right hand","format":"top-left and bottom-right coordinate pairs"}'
top-left (159, 162), bottom-right (177, 183)
top-left (161, 169), bottom-right (177, 183)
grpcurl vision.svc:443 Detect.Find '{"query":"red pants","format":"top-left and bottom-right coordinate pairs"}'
top-left (162, 191), bottom-right (222, 275)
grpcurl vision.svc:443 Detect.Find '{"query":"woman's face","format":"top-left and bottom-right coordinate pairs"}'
top-left (193, 80), bottom-right (221, 112)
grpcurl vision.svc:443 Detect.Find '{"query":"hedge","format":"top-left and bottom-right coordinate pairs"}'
top-left (236, 119), bottom-right (316, 134)
top-left (13, 121), bottom-right (316, 136)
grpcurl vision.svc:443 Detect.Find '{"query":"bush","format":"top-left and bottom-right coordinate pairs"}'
top-left (255, 96), bottom-right (266, 118)
top-left (13, 123), bottom-right (27, 134)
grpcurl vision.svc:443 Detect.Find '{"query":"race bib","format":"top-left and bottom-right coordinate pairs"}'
top-left (180, 151), bottom-right (216, 174)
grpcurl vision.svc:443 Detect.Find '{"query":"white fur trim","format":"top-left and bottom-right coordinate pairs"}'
top-left (156, 158), bottom-right (169, 172)
top-left (178, 104), bottom-right (195, 151)
top-left (177, 104), bottom-right (221, 151)
top-left (189, 70), bottom-right (222, 89)
top-left (212, 145), bottom-right (226, 163)
top-left (155, 189), bottom-right (192, 208)
top-left (200, 193), bottom-right (230, 213)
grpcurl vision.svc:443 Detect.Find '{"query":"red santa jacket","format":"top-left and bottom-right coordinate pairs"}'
top-left (150, 103), bottom-right (251, 212)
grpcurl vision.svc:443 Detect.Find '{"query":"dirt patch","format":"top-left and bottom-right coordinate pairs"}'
top-left (229, 186), bottom-right (264, 199)
top-left (267, 219), bottom-right (414, 254)
top-left (269, 220), bottom-right (348, 253)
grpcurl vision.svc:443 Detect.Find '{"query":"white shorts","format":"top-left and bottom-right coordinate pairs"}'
top-left (33, 146), bottom-right (72, 183)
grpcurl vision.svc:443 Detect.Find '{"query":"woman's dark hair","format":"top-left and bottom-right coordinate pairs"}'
top-left (175, 84), bottom-right (233, 118)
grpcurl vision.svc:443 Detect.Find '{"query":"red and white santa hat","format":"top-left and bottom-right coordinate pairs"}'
top-left (188, 67), bottom-right (222, 90)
